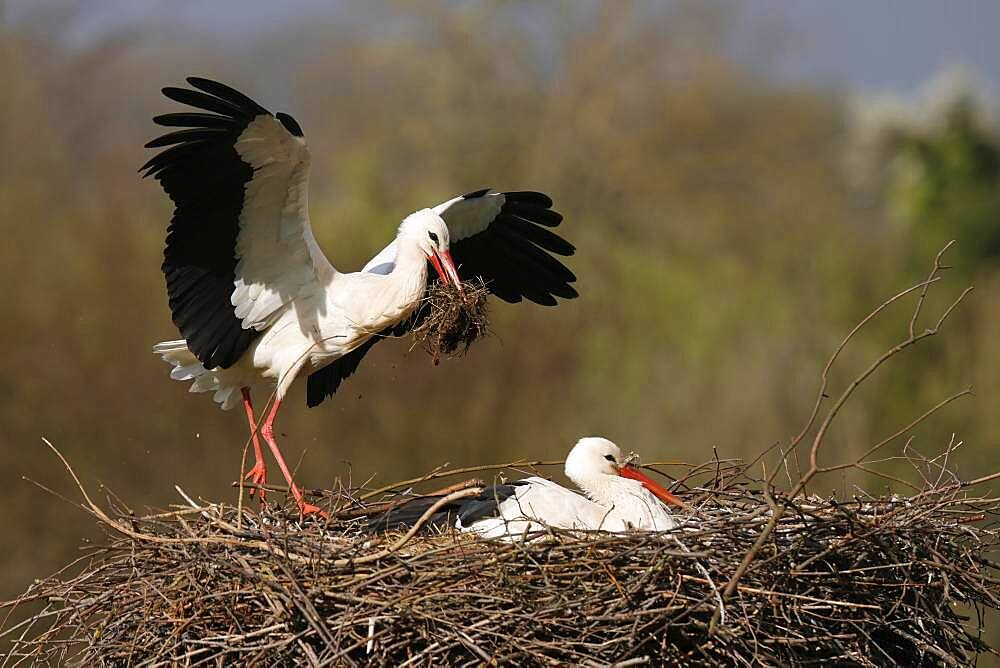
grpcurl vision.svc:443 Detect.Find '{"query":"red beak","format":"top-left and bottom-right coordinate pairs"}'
top-left (619, 464), bottom-right (686, 509)
top-left (429, 249), bottom-right (465, 298)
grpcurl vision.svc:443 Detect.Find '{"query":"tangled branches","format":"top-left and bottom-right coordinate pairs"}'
top-left (711, 241), bottom-right (975, 630)
top-left (3, 242), bottom-right (998, 666)
top-left (2, 449), bottom-right (999, 666)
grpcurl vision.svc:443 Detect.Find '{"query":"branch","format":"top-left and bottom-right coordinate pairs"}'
top-left (711, 242), bottom-right (972, 632)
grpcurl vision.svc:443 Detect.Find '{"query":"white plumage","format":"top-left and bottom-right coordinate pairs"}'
top-left (466, 438), bottom-right (682, 538)
top-left (368, 438), bottom-right (685, 538)
top-left (142, 78), bottom-right (577, 517)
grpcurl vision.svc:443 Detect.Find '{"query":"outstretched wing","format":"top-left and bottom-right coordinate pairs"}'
top-left (322, 189), bottom-right (577, 409)
top-left (142, 77), bottom-right (335, 369)
top-left (363, 189), bottom-right (577, 305)
top-left (434, 189), bottom-right (577, 305)
top-left (307, 189), bottom-right (578, 406)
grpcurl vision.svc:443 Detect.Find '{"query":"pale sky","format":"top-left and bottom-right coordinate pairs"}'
top-left (9, 0), bottom-right (999, 93)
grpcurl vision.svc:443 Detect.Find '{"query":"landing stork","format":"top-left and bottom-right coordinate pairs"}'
top-left (143, 78), bottom-right (577, 517)
top-left (367, 438), bottom-right (685, 537)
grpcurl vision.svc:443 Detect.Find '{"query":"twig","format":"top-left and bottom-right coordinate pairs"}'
top-left (711, 243), bottom-right (973, 633)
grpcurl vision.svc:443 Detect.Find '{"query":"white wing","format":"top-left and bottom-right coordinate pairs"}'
top-left (143, 77), bottom-right (335, 369)
top-left (231, 114), bottom-right (334, 330)
top-left (464, 477), bottom-right (623, 538)
top-left (430, 189), bottom-right (505, 240)
top-left (360, 189), bottom-right (500, 275)
top-left (362, 189), bottom-right (576, 306)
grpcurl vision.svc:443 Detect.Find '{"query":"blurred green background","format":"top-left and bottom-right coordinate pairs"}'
top-left (2, 0), bottom-right (999, 615)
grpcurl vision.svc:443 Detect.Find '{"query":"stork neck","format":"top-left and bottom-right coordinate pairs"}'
top-left (572, 474), bottom-right (624, 506)
top-left (391, 237), bottom-right (430, 278)
top-left (383, 236), bottom-right (430, 306)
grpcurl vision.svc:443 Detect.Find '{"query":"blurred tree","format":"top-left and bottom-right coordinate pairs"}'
top-left (843, 73), bottom-right (997, 487)
top-left (854, 74), bottom-right (1000, 276)
top-left (894, 100), bottom-right (1000, 274)
top-left (0, 4), bottom-right (992, 643)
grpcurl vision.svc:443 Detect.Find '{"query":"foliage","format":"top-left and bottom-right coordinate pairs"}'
top-left (851, 70), bottom-right (1000, 275)
top-left (2, 2), bottom-right (998, 639)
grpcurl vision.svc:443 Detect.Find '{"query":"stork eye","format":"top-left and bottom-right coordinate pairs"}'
top-left (604, 454), bottom-right (616, 462)
top-left (428, 231), bottom-right (439, 244)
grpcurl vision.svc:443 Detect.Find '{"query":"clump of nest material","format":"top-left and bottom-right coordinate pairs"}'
top-left (5, 453), bottom-right (1000, 666)
top-left (410, 279), bottom-right (490, 364)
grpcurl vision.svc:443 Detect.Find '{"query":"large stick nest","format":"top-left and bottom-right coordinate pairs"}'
top-left (5, 454), bottom-right (1000, 666)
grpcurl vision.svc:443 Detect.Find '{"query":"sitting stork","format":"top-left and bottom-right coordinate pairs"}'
top-left (366, 437), bottom-right (685, 537)
top-left (142, 78), bottom-right (577, 517)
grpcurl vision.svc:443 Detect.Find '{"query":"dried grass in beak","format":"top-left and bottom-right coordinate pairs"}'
top-left (410, 279), bottom-right (491, 364)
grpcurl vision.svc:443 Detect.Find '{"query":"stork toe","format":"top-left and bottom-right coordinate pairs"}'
top-left (244, 463), bottom-right (267, 501)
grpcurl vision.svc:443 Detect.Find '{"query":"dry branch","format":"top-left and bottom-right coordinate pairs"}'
top-left (711, 242), bottom-right (975, 631)
top-left (3, 444), bottom-right (1000, 666)
top-left (3, 244), bottom-right (995, 666)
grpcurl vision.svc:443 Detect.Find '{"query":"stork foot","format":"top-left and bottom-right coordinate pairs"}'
top-left (243, 462), bottom-right (267, 501)
top-left (297, 499), bottom-right (329, 520)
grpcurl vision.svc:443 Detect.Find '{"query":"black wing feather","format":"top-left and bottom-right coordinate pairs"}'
top-left (152, 112), bottom-right (237, 129)
top-left (306, 337), bottom-right (379, 408)
top-left (144, 128), bottom-right (231, 148)
top-left (305, 319), bottom-right (413, 407)
top-left (504, 191), bottom-right (553, 208)
top-left (186, 77), bottom-right (269, 115)
top-left (502, 215), bottom-right (575, 256)
top-left (458, 238), bottom-right (525, 303)
top-left (365, 483), bottom-right (524, 533)
top-left (446, 190), bottom-right (577, 306)
top-left (492, 225), bottom-right (577, 285)
top-left (161, 86), bottom-right (245, 117)
top-left (144, 77), bottom-right (304, 369)
top-left (502, 201), bottom-right (563, 227)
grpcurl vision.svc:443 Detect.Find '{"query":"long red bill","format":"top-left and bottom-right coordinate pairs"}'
top-left (619, 464), bottom-right (686, 509)
top-left (428, 252), bottom-right (447, 285)
top-left (437, 249), bottom-right (465, 298)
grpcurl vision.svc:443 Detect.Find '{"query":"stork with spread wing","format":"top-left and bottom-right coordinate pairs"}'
top-left (143, 78), bottom-right (577, 517)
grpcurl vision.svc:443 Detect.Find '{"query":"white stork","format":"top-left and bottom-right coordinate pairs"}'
top-left (366, 437), bottom-right (685, 537)
top-left (143, 78), bottom-right (577, 517)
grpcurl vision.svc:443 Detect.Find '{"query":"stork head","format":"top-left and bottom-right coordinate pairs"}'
top-left (399, 209), bottom-right (463, 293)
top-left (565, 437), bottom-right (685, 509)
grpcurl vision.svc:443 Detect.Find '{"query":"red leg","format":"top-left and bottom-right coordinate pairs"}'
top-left (260, 397), bottom-right (328, 519)
top-left (241, 388), bottom-right (267, 502)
